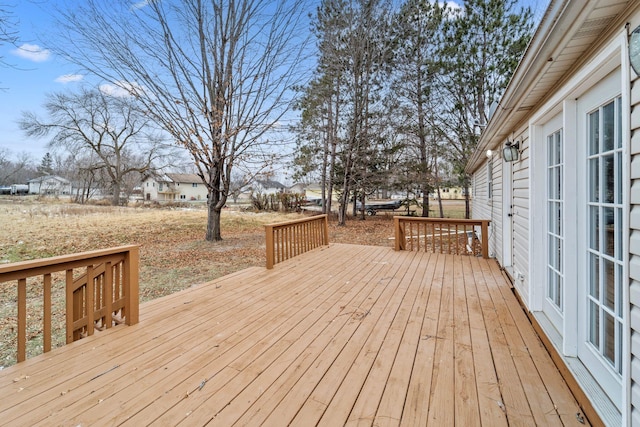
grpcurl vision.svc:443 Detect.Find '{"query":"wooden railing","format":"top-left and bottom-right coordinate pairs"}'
top-left (394, 217), bottom-right (491, 258)
top-left (0, 245), bottom-right (139, 363)
top-left (265, 214), bottom-right (329, 269)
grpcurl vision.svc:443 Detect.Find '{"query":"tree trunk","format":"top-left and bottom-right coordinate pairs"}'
top-left (422, 191), bottom-right (429, 217)
top-left (206, 195), bottom-right (223, 241)
top-left (464, 186), bottom-right (471, 219)
top-left (437, 188), bottom-right (444, 218)
top-left (111, 182), bottom-right (121, 206)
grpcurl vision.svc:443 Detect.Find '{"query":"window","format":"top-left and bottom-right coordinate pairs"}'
top-left (192, 183), bottom-right (198, 188)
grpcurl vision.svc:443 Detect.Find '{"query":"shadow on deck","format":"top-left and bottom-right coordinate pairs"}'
top-left (0, 243), bottom-right (587, 426)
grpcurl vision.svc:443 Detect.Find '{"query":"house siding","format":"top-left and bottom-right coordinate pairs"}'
top-left (630, 63), bottom-right (640, 425)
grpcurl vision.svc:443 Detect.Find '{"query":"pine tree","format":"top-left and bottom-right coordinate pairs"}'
top-left (38, 152), bottom-right (53, 176)
top-left (436, 0), bottom-right (534, 218)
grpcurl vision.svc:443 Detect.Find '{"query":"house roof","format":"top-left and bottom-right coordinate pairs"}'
top-left (27, 175), bottom-right (70, 184)
top-left (256, 179), bottom-right (285, 189)
top-left (466, 0), bottom-right (634, 173)
top-left (165, 173), bottom-right (205, 184)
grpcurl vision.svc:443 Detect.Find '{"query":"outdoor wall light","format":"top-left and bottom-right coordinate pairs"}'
top-left (486, 149), bottom-right (493, 158)
top-left (503, 140), bottom-right (520, 162)
top-left (630, 25), bottom-right (640, 75)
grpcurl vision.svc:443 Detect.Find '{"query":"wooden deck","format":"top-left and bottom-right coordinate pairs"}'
top-left (0, 244), bottom-right (588, 426)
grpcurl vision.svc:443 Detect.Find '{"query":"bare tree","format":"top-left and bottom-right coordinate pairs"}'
top-left (0, 148), bottom-right (35, 186)
top-left (0, 3), bottom-right (17, 72)
top-left (49, 0), bottom-right (309, 240)
top-left (20, 88), bottom-right (173, 205)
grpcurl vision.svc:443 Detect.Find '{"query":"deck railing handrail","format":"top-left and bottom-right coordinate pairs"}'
top-left (394, 216), bottom-right (491, 258)
top-left (265, 214), bottom-right (329, 269)
top-left (0, 245), bottom-right (139, 363)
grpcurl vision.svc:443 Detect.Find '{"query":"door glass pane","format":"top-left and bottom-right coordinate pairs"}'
top-left (556, 202), bottom-right (562, 237)
top-left (603, 101), bottom-right (615, 152)
top-left (604, 258), bottom-right (615, 310)
top-left (590, 253), bottom-right (600, 299)
top-left (556, 132), bottom-right (562, 162)
top-left (603, 206), bottom-right (614, 257)
top-left (617, 98), bottom-right (622, 149)
top-left (616, 152), bottom-right (622, 204)
top-left (589, 206), bottom-right (599, 250)
top-left (589, 110), bottom-right (599, 155)
top-left (589, 158), bottom-right (599, 202)
top-left (604, 311), bottom-right (615, 365)
top-left (617, 264), bottom-right (623, 316)
top-left (589, 301), bottom-right (600, 347)
top-left (603, 154), bottom-right (614, 203)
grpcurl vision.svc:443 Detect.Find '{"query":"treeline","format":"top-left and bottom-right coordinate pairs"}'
top-left (292, 0), bottom-right (533, 222)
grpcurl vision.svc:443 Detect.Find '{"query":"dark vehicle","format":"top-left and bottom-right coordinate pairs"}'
top-left (356, 200), bottom-right (403, 215)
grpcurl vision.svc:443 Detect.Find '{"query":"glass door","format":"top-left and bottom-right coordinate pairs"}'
top-left (579, 95), bottom-right (624, 408)
top-left (545, 128), bottom-right (564, 332)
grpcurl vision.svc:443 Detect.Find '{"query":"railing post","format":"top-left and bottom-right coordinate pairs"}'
top-left (125, 246), bottom-right (139, 325)
top-left (481, 220), bottom-right (490, 259)
top-left (394, 217), bottom-right (405, 251)
top-left (322, 214), bottom-right (329, 245)
top-left (266, 224), bottom-right (275, 269)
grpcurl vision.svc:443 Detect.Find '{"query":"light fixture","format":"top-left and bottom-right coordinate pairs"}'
top-left (503, 140), bottom-right (520, 162)
top-left (486, 149), bottom-right (493, 158)
top-left (630, 25), bottom-right (640, 75)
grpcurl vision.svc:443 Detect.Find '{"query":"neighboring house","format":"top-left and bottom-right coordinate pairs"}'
top-left (288, 182), bottom-right (306, 194)
top-left (428, 186), bottom-right (466, 200)
top-left (304, 182), bottom-right (339, 203)
top-left (466, 2), bottom-right (640, 425)
top-left (252, 179), bottom-right (286, 195)
top-left (142, 173), bottom-right (208, 202)
top-left (28, 175), bottom-right (71, 196)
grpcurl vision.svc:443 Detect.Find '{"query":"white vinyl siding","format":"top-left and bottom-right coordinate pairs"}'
top-left (629, 62), bottom-right (640, 425)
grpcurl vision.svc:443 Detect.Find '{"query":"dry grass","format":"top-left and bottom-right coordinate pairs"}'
top-left (0, 197), bottom-right (465, 367)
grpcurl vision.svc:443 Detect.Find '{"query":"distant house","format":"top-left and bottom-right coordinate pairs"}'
top-left (142, 173), bottom-right (208, 202)
top-left (28, 176), bottom-right (71, 196)
top-left (304, 182), bottom-right (339, 202)
top-left (429, 186), bottom-right (466, 200)
top-left (252, 179), bottom-right (286, 195)
top-left (288, 182), bottom-right (306, 194)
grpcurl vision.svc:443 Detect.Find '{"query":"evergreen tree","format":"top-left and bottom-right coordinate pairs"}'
top-left (436, 0), bottom-right (534, 218)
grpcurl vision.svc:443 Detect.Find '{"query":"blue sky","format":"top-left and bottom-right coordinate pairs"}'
top-left (0, 0), bottom-right (551, 163)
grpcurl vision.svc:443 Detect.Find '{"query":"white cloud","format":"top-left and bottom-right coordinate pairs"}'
top-left (55, 74), bottom-right (84, 84)
top-left (131, 0), bottom-right (152, 10)
top-left (99, 81), bottom-right (145, 98)
top-left (11, 43), bottom-right (51, 62)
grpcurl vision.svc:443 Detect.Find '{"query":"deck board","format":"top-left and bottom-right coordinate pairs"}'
top-left (0, 244), bottom-right (588, 426)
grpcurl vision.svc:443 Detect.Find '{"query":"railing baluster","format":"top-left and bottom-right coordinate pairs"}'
top-left (65, 269), bottom-right (74, 344)
top-left (105, 262), bottom-right (113, 329)
top-left (17, 278), bottom-right (26, 362)
top-left (43, 273), bottom-right (51, 353)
